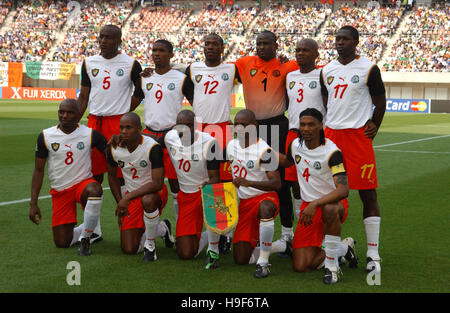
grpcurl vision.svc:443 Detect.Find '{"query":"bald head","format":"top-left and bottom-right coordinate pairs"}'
top-left (297, 38), bottom-right (319, 53)
top-left (176, 110), bottom-right (195, 124)
top-left (121, 112), bottom-right (142, 128)
top-left (59, 98), bottom-right (80, 113)
top-left (101, 24), bottom-right (122, 39)
top-left (234, 109), bottom-right (256, 125)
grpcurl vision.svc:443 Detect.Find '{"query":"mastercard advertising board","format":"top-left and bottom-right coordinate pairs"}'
top-left (386, 98), bottom-right (431, 113)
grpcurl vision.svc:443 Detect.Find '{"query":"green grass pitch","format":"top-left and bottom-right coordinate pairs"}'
top-left (0, 99), bottom-right (449, 293)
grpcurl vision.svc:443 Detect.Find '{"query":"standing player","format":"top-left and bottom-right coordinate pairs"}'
top-left (320, 26), bottom-right (386, 273)
top-left (106, 113), bottom-right (173, 261)
top-left (285, 38), bottom-right (326, 221)
top-left (78, 24), bottom-right (145, 184)
top-left (140, 39), bottom-right (194, 225)
top-left (184, 33), bottom-right (241, 254)
top-left (227, 110), bottom-right (290, 278)
top-left (279, 108), bottom-right (357, 284)
top-left (157, 110), bottom-right (222, 269)
top-left (234, 31), bottom-right (299, 251)
top-left (29, 99), bottom-right (106, 256)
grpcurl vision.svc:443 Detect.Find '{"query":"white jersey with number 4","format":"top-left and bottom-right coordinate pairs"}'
top-left (42, 125), bottom-right (94, 191)
top-left (84, 53), bottom-right (137, 116)
top-left (321, 56), bottom-right (375, 129)
top-left (226, 138), bottom-right (275, 199)
top-left (165, 130), bottom-right (217, 194)
top-left (109, 136), bottom-right (159, 192)
top-left (286, 68), bottom-right (325, 129)
top-left (142, 69), bottom-right (187, 130)
top-left (290, 138), bottom-right (343, 202)
top-left (188, 62), bottom-right (236, 124)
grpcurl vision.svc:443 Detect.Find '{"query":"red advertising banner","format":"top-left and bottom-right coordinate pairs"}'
top-left (1, 87), bottom-right (77, 101)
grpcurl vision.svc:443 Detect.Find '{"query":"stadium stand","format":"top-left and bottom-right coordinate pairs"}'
top-left (0, 1), bottom-right (12, 27)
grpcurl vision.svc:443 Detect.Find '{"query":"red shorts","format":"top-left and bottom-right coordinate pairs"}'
top-left (142, 128), bottom-right (177, 180)
top-left (50, 178), bottom-right (97, 227)
top-left (120, 184), bottom-right (168, 231)
top-left (285, 129), bottom-right (299, 181)
top-left (292, 199), bottom-right (349, 250)
top-left (87, 114), bottom-right (123, 176)
top-left (325, 127), bottom-right (378, 190)
top-left (176, 189), bottom-right (204, 239)
top-left (233, 192), bottom-right (280, 248)
top-left (200, 121), bottom-right (233, 181)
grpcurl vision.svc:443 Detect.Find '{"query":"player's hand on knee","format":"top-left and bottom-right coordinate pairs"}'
top-left (300, 202), bottom-right (317, 227)
top-left (29, 205), bottom-right (42, 225)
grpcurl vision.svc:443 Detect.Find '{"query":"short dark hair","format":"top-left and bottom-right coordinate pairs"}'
top-left (257, 30), bottom-right (277, 43)
top-left (154, 39), bottom-right (173, 53)
top-left (338, 25), bottom-right (359, 42)
top-left (102, 24), bottom-right (122, 39)
top-left (204, 33), bottom-right (224, 46)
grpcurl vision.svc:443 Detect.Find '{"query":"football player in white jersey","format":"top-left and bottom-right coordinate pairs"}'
top-left (106, 113), bottom-right (174, 261)
top-left (279, 108), bottom-right (357, 284)
top-left (30, 99), bottom-right (106, 256)
top-left (155, 110), bottom-right (222, 269)
top-left (284, 38), bottom-right (325, 228)
top-left (320, 26), bottom-right (386, 273)
top-left (227, 110), bottom-right (291, 278)
top-left (141, 39), bottom-right (194, 228)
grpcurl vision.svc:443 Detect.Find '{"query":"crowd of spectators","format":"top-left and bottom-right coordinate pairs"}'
top-left (10, 0), bottom-right (67, 30)
top-left (0, 1), bottom-right (12, 27)
top-left (128, 5), bottom-right (192, 33)
top-left (0, 29), bottom-right (56, 61)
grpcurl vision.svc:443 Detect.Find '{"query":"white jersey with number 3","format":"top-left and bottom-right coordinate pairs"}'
top-left (165, 130), bottom-right (217, 194)
top-left (321, 56), bottom-right (375, 129)
top-left (226, 138), bottom-right (273, 199)
top-left (42, 125), bottom-right (94, 191)
top-left (189, 62), bottom-right (236, 124)
top-left (142, 70), bottom-right (187, 130)
top-left (109, 136), bottom-right (158, 192)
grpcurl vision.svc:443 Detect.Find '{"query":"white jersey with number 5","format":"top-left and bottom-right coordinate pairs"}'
top-left (165, 130), bottom-right (217, 194)
top-left (84, 53), bottom-right (137, 116)
top-left (188, 62), bottom-right (236, 124)
top-left (42, 125), bottom-right (94, 191)
top-left (109, 136), bottom-right (158, 192)
top-left (142, 69), bottom-right (187, 130)
top-left (226, 138), bottom-right (274, 199)
top-left (286, 68), bottom-right (325, 129)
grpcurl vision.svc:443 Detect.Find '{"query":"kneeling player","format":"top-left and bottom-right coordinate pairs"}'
top-left (227, 110), bottom-right (291, 278)
top-left (29, 99), bottom-right (105, 256)
top-left (158, 110), bottom-right (222, 268)
top-left (279, 108), bottom-right (357, 284)
top-left (107, 113), bottom-right (174, 261)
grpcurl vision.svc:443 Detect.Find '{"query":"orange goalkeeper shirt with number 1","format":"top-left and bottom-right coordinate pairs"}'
top-left (234, 56), bottom-right (298, 120)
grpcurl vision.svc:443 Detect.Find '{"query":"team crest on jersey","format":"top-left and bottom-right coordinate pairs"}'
top-left (246, 160), bottom-right (254, 169)
top-left (191, 154), bottom-right (199, 162)
top-left (140, 160), bottom-right (148, 167)
top-left (146, 83), bottom-right (153, 91)
top-left (313, 161), bottom-right (321, 170)
top-left (327, 76), bottom-right (334, 85)
top-left (351, 75), bottom-right (359, 83)
top-left (272, 70), bottom-right (280, 77)
top-left (77, 142), bottom-right (85, 150)
top-left (92, 69), bottom-right (99, 77)
top-left (116, 69), bottom-right (124, 77)
top-left (250, 69), bottom-right (258, 77)
top-left (289, 81), bottom-right (295, 90)
top-left (221, 73), bottom-right (229, 81)
top-left (167, 83), bottom-right (175, 91)
top-left (51, 143), bottom-right (60, 152)
top-left (118, 160), bottom-right (125, 168)
top-left (309, 81), bottom-right (318, 89)
top-left (295, 155), bottom-right (301, 164)
top-left (195, 75), bottom-right (202, 83)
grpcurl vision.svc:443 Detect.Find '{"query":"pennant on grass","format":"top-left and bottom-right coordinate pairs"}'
top-left (202, 182), bottom-right (238, 235)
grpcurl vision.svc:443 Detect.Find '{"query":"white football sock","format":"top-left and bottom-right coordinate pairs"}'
top-left (364, 216), bottom-right (381, 259)
top-left (171, 192), bottom-right (179, 223)
top-left (94, 216), bottom-right (102, 236)
top-left (81, 197), bottom-right (102, 239)
top-left (207, 229), bottom-right (220, 255)
top-left (294, 198), bottom-right (303, 221)
top-left (281, 225), bottom-right (293, 240)
top-left (257, 219), bottom-right (274, 265)
top-left (338, 240), bottom-right (349, 257)
top-left (195, 231), bottom-right (209, 257)
top-left (137, 233), bottom-right (146, 254)
top-left (249, 239), bottom-right (286, 264)
top-left (71, 225), bottom-right (83, 247)
top-left (324, 234), bottom-right (340, 269)
top-left (156, 221), bottom-right (167, 238)
top-left (143, 209), bottom-right (159, 250)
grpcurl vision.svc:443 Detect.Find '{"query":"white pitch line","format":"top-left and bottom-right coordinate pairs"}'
top-left (373, 134), bottom-right (450, 148)
top-left (375, 149), bottom-right (450, 155)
